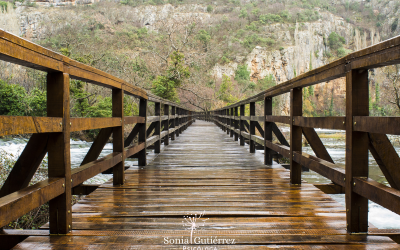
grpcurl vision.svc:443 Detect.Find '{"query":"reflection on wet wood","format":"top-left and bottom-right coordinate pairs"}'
top-left (13, 121), bottom-right (396, 249)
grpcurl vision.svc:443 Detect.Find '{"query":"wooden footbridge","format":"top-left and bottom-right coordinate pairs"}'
top-left (1, 30), bottom-right (400, 249)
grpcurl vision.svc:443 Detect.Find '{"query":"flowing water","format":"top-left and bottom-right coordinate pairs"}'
top-left (0, 137), bottom-right (138, 185)
top-left (300, 129), bottom-right (400, 229)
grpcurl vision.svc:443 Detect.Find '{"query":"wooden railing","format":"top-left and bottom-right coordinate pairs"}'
top-left (0, 29), bottom-right (193, 234)
top-left (204, 35), bottom-right (400, 233)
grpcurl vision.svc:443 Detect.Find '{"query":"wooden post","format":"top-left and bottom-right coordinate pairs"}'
top-left (176, 108), bottom-right (180, 137)
top-left (154, 102), bottom-right (161, 153)
top-left (221, 110), bottom-right (223, 129)
top-left (47, 72), bottom-right (71, 234)
top-left (346, 69), bottom-right (369, 233)
top-left (225, 109), bottom-right (227, 133)
top-left (230, 108), bottom-right (234, 137)
top-left (184, 109), bottom-right (186, 130)
top-left (112, 88), bottom-right (124, 185)
top-left (240, 105), bottom-right (245, 146)
top-left (138, 98), bottom-right (147, 166)
top-left (220, 110), bottom-right (223, 130)
top-left (290, 88), bottom-right (302, 185)
top-left (219, 110), bottom-right (222, 129)
top-left (164, 104), bottom-right (169, 146)
top-left (264, 96), bottom-right (273, 165)
top-left (227, 109), bottom-right (230, 135)
top-left (171, 106), bottom-right (176, 140)
top-left (250, 102), bottom-right (255, 153)
top-left (234, 107), bottom-right (238, 141)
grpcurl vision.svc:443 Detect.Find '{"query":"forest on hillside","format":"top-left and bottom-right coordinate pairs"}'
top-left (0, 0), bottom-right (399, 120)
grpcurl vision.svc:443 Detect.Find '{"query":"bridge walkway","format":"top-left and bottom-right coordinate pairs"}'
top-left (14, 120), bottom-right (397, 249)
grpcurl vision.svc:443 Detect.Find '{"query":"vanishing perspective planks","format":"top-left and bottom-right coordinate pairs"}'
top-left (12, 121), bottom-right (398, 249)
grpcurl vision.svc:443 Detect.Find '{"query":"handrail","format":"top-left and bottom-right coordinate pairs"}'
top-left (0, 29), bottom-right (194, 234)
top-left (202, 34), bottom-right (400, 234)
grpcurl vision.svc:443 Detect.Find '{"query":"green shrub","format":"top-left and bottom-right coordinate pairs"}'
top-left (0, 1), bottom-right (8, 12)
top-left (26, 1), bottom-right (37, 7)
top-left (221, 56), bottom-right (230, 64)
top-left (279, 10), bottom-right (290, 20)
top-left (259, 13), bottom-right (282, 24)
top-left (392, 18), bottom-right (398, 32)
top-left (239, 9), bottom-right (248, 19)
top-left (245, 22), bottom-right (260, 32)
top-left (258, 74), bottom-right (275, 90)
top-left (236, 29), bottom-right (245, 38)
top-left (206, 5), bottom-right (213, 13)
top-left (86, 97), bottom-right (112, 117)
top-left (328, 32), bottom-right (345, 50)
top-left (196, 29), bottom-right (211, 51)
top-left (27, 88), bottom-right (47, 116)
top-left (235, 64), bottom-right (250, 82)
top-left (337, 47), bottom-right (347, 58)
top-left (151, 51), bottom-right (189, 102)
top-left (217, 75), bottom-right (235, 103)
top-left (265, 37), bottom-right (275, 46)
top-left (324, 51), bottom-right (333, 58)
top-left (0, 80), bottom-right (27, 116)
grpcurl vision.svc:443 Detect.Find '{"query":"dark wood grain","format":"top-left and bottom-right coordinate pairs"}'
top-left (302, 127), bottom-right (334, 163)
top-left (47, 72), bottom-right (72, 234)
top-left (345, 69), bottom-right (369, 233)
top-left (290, 88), bottom-right (302, 185)
top-left (368, 133), bottom-right (400, 190)
top-left (112, 88), bottom-right (124, 186)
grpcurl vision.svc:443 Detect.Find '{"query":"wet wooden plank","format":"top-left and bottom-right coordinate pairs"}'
top-left (353, 177), bottom-right (400, 215)
top-left (265, 115), bottom-right (290, 124)
top-left (71, 152), bottom-right (122, 187)
top-left (124, 116), bottom-right (145, 125)
top-left (0, 178), bottom-right (65, 228)
top-left (294, 152), bottom-right (345, 187)
top-left (354, 117), bottom-right (400, 135)
top-left (70, 117), bottom-right (121, 131)
top-left (294, 117), bottom-right (346, 130)
top-left (0, 116), bottom-right (62, 136)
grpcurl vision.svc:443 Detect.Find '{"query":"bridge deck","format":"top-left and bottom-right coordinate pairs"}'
top-left (14, 120), bottom-right (397, 249)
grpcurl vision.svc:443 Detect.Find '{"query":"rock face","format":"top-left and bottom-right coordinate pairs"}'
top-left (213, 11), bottom-right (359, 83)
top-left (211, 11), bottom-right (384, 115)
top-left (0, 3), bottom-right (211, 39)
top-left (0, 1), bottom-right (396, 115)
top-left (26, 0), bottom-right (104, 7)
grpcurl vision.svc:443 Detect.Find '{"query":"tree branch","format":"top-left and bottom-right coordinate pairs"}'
top-left (178, 86), bottom-right (212, 100)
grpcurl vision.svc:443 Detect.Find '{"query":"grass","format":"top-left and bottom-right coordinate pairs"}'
top-left (318, 133), bottom-right (345, 139)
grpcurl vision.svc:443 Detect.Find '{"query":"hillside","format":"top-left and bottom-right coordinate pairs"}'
top-left (0, 0), bottom-right (400, 117)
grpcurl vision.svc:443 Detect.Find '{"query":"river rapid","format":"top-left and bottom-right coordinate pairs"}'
top-left (295, 128), bottom-right (400, 229)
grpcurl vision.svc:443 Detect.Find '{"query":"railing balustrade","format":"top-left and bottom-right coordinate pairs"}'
top-left (198, 35), bottom-right (400, 233)
top-left (0, 29), bottom-right (193, 234)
